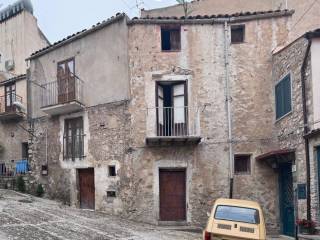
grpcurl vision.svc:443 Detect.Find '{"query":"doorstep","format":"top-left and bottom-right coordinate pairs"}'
top-left (298, 234), bottom-right (320, 239)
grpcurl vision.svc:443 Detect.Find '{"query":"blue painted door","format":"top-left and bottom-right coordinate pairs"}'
top-left (279, 162), bottom-right (295, 237)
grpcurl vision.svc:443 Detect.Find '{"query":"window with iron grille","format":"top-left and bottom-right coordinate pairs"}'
top-left (63, 117), bottom-right (84, 161)
top-left (234, 155), bottom-right (251, 174)
top-left (161, 25), bottom-right (181, 51)
top-left (275, 74), bottom-right (292, 120)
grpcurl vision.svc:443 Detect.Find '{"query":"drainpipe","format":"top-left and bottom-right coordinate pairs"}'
top-left (301, 37), bottom-right (312, 221)
top-left (223, 21), bottom-right (234, 199)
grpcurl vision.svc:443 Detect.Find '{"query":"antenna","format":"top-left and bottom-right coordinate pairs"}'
top-left (134, 0), bottom-right (144, 14)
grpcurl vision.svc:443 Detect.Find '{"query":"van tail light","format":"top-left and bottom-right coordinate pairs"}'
top-left (204, 231), bottom-right (211, 240)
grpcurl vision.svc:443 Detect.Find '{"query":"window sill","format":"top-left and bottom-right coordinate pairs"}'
top-left (234, 172), bottom-right (251, 176)
top-left (161, 50), bottom-right (181, 53)
top-left (275, 111), bottom-right (292, 124)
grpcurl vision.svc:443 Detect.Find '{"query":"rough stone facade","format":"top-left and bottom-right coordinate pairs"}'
top-left (126, 13), bottom-right (290, 232)
top-left (141, 0), bottom-right (320, 42)
top-left (272, 37), bottom-right (311, 220)
top-left (30, 101), bottom-right (131, 209)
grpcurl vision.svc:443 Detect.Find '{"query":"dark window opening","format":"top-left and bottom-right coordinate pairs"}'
top-left (108, 165), bottom-right (116, 177)
top-left (156, 81), bottom-right (188, 136)
top-left (234, 155), bottom-right (251, 174)
top-left (22, 142), bottom-right (28, 160)
top-left (275, 74), bottom-right (292, 120)
top-left (41, 165), bottom-right (48, 176)
top-left (161, 26), bottom-right (181, 51)
top-left (63, 117), bottom-right (84, 161)
top-left (107, 191), bottom-right (116, 198)
top-left (231, 25), bottom-right (245, 44)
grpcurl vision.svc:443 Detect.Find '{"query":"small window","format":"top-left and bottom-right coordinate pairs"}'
top-left (275, 74), bottom-right (292, 120)
top-left (107, 191), bottom-right (116, 198)
top-left (22, 142), bottom-right (28, 159)
top-left (231, 25), bottom-right (245, 44)
top-left (108, 165), bottom-right (116, 177)
top-left (234, 155), bottom-right (251, 174)
top-left (161, 25), bottom-right (181, 51)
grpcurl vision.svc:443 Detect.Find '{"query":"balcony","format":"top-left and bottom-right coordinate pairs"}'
top-left (41, 77), bottom-right (84, 116)
top-left (0, 94), bottom-right (24, 121)
top-left (146, 106), bottom-right (201, 146)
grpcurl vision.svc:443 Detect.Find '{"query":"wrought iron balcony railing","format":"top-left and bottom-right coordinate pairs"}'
top-left (41, 77), bottom-right (84, 108)
top-left (0, 94), bottom-right (23, 114)
top-left (146, 106), bottom-right (201, 139)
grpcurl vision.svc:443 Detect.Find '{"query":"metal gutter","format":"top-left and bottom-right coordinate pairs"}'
top-left (222, 21), bottom-right (234, 199)
top-left (301, 37), bottom-right (312, 221)
top-left (0, 74), bottom-right (26, 86)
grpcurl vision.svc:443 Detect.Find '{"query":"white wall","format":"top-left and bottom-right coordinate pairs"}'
top-left (311, 38), bottom-right (320, 129)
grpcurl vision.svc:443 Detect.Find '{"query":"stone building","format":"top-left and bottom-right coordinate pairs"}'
top-left (27, 13), bottom-right (131, 209)
top-left (126, 9), bottom-right (292, 235)
top-left (141, 0), bottom-right (320, 41)
top-left (26, 4), bottom-right (320, 238)
top-left (0, 0), bottom-right (48, 177)
top-left (272, 28), bottom-right (320, 235)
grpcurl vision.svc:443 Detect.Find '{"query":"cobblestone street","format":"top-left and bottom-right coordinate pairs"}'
top-left (0, 190), bottom-right (201, 240)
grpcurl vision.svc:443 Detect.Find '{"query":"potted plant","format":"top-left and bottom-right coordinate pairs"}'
top-left (297, 219), bottom-right (316, 234)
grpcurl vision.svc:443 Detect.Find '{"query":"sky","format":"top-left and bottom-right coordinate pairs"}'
top-left (0, 0), bottom-right (178, 43)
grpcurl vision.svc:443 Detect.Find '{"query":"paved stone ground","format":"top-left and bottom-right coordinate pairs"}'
top-left (0, 190), bottom-right (292, 240)
top-left (0, 190), bottom-right (202, 240)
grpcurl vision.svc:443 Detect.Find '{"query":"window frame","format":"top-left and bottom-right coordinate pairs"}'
top-left (160, 25), bottom-right (181, 52)
top-left (234, 154), bottom-right (251, 175)
top-left (231, 25), bottom-right (245, 44)
top-left (275, 73), bottom-right (293, 121)
top-left (63, 117), bottom-right (84, 161)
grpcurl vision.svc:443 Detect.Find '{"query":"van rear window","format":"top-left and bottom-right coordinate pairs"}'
top-left (214, 205), bottom-right (260, 224)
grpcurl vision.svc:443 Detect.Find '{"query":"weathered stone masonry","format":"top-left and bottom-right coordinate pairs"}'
top-left (126, 12), bottom-right (291, 232)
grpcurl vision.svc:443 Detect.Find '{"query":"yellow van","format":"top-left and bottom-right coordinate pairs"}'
top-left (203, 198), bottom-right (266, 240)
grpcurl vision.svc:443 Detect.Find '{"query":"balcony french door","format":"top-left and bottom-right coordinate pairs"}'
top-left (57, 58), bottom-right (76, 104)
top-left (156, 82), bottom-right (188, 136)
top-left (5, 83), bottom-right (16, 113)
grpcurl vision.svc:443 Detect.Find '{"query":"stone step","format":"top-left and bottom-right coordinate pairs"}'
top-left (298, 234), bottom-right (320, 240)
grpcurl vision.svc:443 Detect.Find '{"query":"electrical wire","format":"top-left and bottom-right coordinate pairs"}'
top-left (291, 0), bottom-right (319, 30)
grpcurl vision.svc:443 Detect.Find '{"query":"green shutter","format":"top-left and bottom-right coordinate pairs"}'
top-left (276, 74), bottom-right (292, 120)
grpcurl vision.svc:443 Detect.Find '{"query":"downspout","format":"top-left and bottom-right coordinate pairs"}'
top-left (301, 36), bottom-right (312, 221)
top-left (223, 21), bottom-right (234, 199)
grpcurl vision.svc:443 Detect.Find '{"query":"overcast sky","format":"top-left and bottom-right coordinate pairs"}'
top-left (0, 0), bottom-right (178, 43)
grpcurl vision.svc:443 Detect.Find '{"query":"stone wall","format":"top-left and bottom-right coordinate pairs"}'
top-left (127, 15), bottom-right (289, 231)
top-left (30, 101), bottom-right (131, 209)
top-left (272, 37), bottom-right (310, 220)
top-left (141, 0), bottom-right (320, 42)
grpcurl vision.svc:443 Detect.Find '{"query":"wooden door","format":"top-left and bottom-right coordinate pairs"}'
top-left (159, 169), bottom-right (186, 221)
top-left (78, 168), bottom-right (95, 209)
top-left (57, 59), bottom-right (75, 104)
top-left (5, 83), bottom-right (16, 112)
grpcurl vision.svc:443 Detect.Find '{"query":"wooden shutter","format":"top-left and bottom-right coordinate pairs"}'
top-left (276, 75), bottom-right (291, 119)
top-left (156, 85), bottom-right (164, 136)
top-left (170, 29), bottom-right (181, 50)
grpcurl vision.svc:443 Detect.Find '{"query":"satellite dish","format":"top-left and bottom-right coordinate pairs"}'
top-left (13, 101), bottom-right (26, 113)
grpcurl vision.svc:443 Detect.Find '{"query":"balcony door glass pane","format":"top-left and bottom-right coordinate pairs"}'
top-left (173, 84), bottom-right (185, 124)
top-left (158, 85), bottom-right (164, 125)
